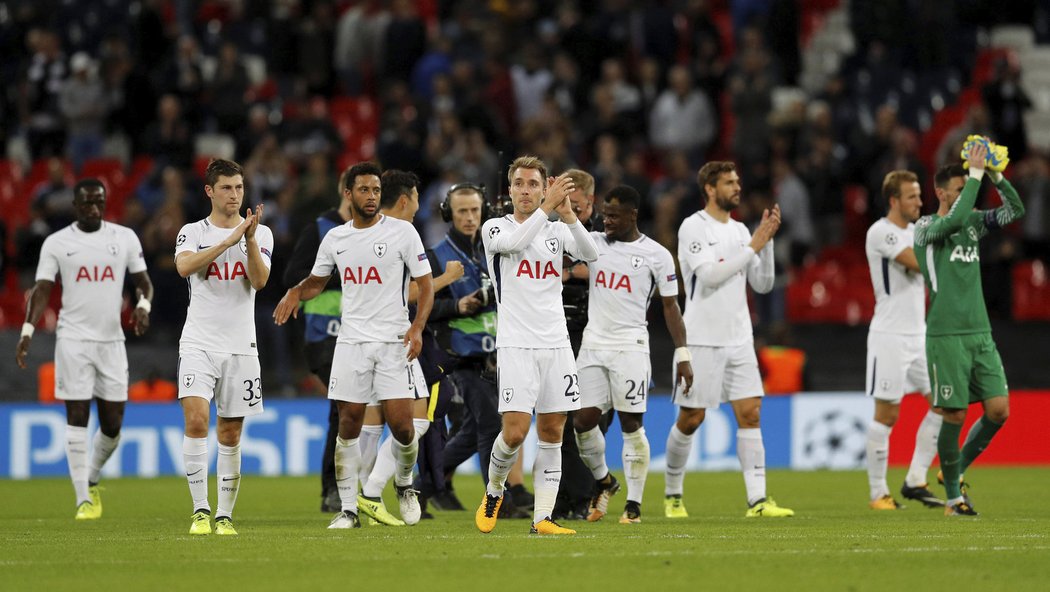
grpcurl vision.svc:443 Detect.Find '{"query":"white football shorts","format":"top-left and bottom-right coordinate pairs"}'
top-left (55, 338), bottom-right (128, 402)
top-left (866, 331), bottom-right (930, 402)
top-left (672, 343), bottom-right (764, 409)
top-left (178, 348), bottom-right (263, 418)
top-left (497, 347), bottom-right (581, 414)
top-left (577, 348), bottom-right (650, 413)
top-left (328, 342), bottom-right (415, 404)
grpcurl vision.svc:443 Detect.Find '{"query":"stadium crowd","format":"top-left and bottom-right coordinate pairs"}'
top-left (3, 0), bottom-right (1050, 390)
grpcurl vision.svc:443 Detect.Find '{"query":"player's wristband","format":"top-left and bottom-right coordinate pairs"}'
top-left (673, 347), bottom-right (692, 364)
top-left (136, 298), bottom-right (152, 313)
top-left (989, 171), bottom-right (1004, 184)
top-left (21, 322), bottom-right (35, 339)
top-left (969, 168), bottom-right (984, 181)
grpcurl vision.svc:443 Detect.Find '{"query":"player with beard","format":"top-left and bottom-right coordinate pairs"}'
top-left (665, 161), bottom-right (795, 519)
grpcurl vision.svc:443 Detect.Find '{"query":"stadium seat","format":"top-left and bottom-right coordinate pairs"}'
top-left (990, 25), bottom-right (1036, 53)
top-left (194, 133), bottom-right (236, 160)
top-left (1012, 259), bottom-right (1050, 320)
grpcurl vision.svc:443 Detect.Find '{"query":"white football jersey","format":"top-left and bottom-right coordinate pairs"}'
top-left (36, 222), bottom-right (147, 342)
top-left (581, 232), bottom-right (678, 352)
top-left (866, 218), bottom-right (924, 335)
top-left (311, 215), bottom-right (431, 344)
top-left (175, 218), bottom-right (274, 355)
top-left (678, 210), bottom-right (772, 347)
top-left (482, 210), bottom-right (598, 349)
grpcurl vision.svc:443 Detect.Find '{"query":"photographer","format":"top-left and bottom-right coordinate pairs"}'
top-left (427, 183), bottom-right (529, 516)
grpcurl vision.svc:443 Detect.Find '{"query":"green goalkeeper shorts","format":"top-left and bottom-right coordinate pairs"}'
top-left (927, 332), bottom-right (1009, 410)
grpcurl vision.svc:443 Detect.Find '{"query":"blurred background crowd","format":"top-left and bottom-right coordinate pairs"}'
top-left (2, 0), bottom-right (1049, 396)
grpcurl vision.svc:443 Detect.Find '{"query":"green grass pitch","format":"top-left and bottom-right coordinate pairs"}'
top-left (2, 468), bottom-right (1049, 591)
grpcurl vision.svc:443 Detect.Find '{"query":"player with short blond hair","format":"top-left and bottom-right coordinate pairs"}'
top-left (474, 156), bottom-right (599, 535)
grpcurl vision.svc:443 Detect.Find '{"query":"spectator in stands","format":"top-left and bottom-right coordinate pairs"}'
top-left (100, 34), bottom-right (157, 156)
top-left (334, 0), bottom-right (389, 94)
top-left (511, 44), bottom-right (554, 127)
top-left (771, 158), bottom-right (815, 266)
top-left (235, 104), bottom-right (275, 162)
top-left (728, 32), bottom-right (773, 179)
top-left (297, 0), bottom-right (336, 96)
top-left (208, 42), bottom-right (250, 136)
top-left (867, 125), bottom-right (925, 223)
top-left (936, 104), bottom-right (993, 169)
top-left (649, 65), bottom-right (717, 165)
top-left (797, 133), bottom-right (846, 248)
top-left (285, 97), bottom-right (343, 165)
top-left (382, 0), bottom-right (427, 84)
top-left (21, 28), bottom-right (67, 159)
top-left (1015, 154), bottom-right (1050, 262)
top-left (650, 151), bottom-right (702, 250)
top-left (982, 54), bottom-right (1032, 162)
top-left (157, 35), bottom-right (205, 126)
top-left (59, 52), bottom-right (106, 171)
top-left (292, 152), bottom-right (338, 233)
top-left (600, 58), bottom-right (642, 118)
top-left (31, 157), bottom-right (74, 232)
top-left (141, 94), bottom-right (193, 170)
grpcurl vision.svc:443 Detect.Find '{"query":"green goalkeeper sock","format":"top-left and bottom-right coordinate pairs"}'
top-left (960, 416), bottom-right (1003, 473)
top-left (938, 421), bottom-right (964, 500)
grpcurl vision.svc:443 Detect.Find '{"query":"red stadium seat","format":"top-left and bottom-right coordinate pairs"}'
top-left (1012, 259), bottom-right (1050, 320)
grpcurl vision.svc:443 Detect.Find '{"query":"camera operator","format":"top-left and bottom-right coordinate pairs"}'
top-left (427, 183), bottom-right (529, 517)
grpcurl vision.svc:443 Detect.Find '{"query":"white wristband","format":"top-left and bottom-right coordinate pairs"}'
top-left (136, 298), bottom-right (152, 313)
top-left (673, 347), bottom-right (692, 364)
top-left (21, 322), bottom-right (35, 339)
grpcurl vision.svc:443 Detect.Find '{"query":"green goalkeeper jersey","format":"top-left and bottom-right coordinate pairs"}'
top-left (914, 173), bottom-right (1025, 336)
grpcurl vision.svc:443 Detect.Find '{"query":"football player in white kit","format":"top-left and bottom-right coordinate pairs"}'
top-left (274, 162), bottom-right (434, 530)
top-left (474, 156), bottom-right (599, 535)
top-left (16, 179), bottom-right (153, 520)
top-left (174, 159), bottom-right (273, 536)
top-left (572, 185), bottom-right (694, 525)
top-left (667, 161), bottom-right (794, 518)
top-left (864, 170), bottom-right (944, 510)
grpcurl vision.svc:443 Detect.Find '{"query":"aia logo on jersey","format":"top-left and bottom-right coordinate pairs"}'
top-left (206, 261), bottom-right (247, 281)
top-left (544, 238), bottom-right (559, 254)
top-left (594, 270), bottom-right (632, 293)
top-left (374, 242), bottom-right (387, 258)
top-left (344, 266), bottom-right (382, 284)
top-left (949, 246), bottom-right (980, 263)
top-left (630, 256), bottom-right (643, 269)
top-left (516, 260), bottom-right (560, 279)
top-left (75, 265), bottom-right (116, 282)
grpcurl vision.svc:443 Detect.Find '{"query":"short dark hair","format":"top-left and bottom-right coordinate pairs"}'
top-left (881, 170), bottom-right (919, 205)
top-left (697, 161), bottom-right (736, 190)
top-left (204, 158), bottom-right (244, 187)
top-left (935, 164), bottom-right (967, 189)
top-left (380, 169), bottom-right (420, 209)
top-left (604, 185), bottom-right (640, 210)
top-left (344, 162), bottom-right (382, 190)
top-left (73, 178), bottom-right (106, 199)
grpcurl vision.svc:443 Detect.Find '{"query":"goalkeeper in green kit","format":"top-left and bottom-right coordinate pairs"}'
top-left (914, 137), bottom-right (1025, 516)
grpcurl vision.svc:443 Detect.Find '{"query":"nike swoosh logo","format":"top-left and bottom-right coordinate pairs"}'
top-left (630, 400), bottom-right (642, 406)
top-left (186, 469), bottom-right (202, 476)
top-left (543, 469), bottom-right (561, 475)
top-left (336, 477), bottom-right (353, 482)
top-left (571, 396), bottom-right (580, 402)
top-left (222, 476), bottom-right (239, 482)
top-left (198, 245), bottom-right (212, 251)
top-left (248, 400), bottom-right (260, 407)
top-left (337, 248), bottom-right (349, 254)
top-left (66, 251), bottom-right (77, 256)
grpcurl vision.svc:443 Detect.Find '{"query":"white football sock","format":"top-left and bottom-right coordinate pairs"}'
top-left (216, 443), bottom-right (241, 518)
top-left (486, 432), bottom-right (519, 497)
top-left (622, 427), bottom-right (651, 504)
top-left (88, 431), bottom-right (120, 485)
top-left (334, 437), bottom-right (361, 513)
top-left (737, 428), bottom-right (767, 506)
top-left (664, 424), bottom-right (693, 496)
top-left (182, 436), bottom-right (210, 513)
top-left (357, 425), bottom-right (383, 482)
top-left (533, 441), bottom-right (562, 523)
top-left (905, 410), bottom-right (942, 488)
top-left (363, 437), bottom-right (395, 498)
top-left (391, 433), bottom-right (419, 489)
top-left (66, 425), bottom-right (90, 506)
top-left (866, 421), bottom-right (892, 500)
top-left (574, 425), bottom-right (609, 480)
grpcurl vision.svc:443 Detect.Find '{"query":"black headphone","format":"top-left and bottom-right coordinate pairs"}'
top-left (440, 182), bottom-right (490, 222)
